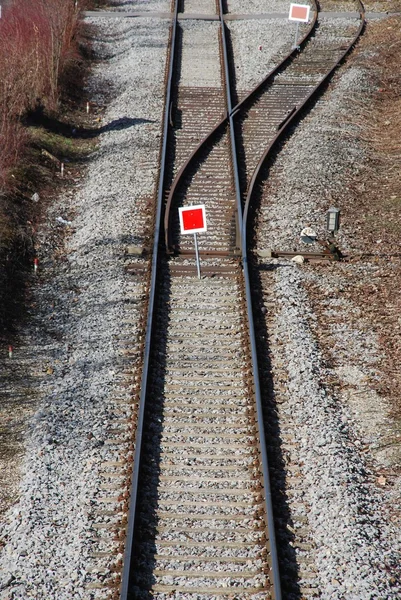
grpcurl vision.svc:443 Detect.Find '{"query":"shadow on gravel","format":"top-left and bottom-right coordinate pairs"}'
top-left (78, 116), bottom-right (155, 138)
top-left (26, 111), bottom-right (155, 140)
top-left (128, 258), bottom-right (171, 596)
top-left (249, 258), bottom-right (304, 600)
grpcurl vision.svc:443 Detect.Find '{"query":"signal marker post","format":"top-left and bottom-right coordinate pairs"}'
top-left (288, 3), bottom-right (311, 49)
top-left (178, 205), bottom-right (207, 279)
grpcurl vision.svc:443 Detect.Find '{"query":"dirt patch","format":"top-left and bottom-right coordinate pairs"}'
top-left (331, 17), bottom-right (401, 420)
top-left (293, 17), bottom-right (401, 522)
top-left (363, 1), bottom-right (400, 11)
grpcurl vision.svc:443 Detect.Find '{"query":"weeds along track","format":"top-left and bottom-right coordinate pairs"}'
top-left (114, 1), bottom-right (366, 599)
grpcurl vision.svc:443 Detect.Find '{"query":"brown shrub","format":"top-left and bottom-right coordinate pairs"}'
top-left (0, 0), bottom-right (79, 116)
top-left (0, 0), bottom-right (80, 188)
top-left (0, 119), bottom-right (27, 191)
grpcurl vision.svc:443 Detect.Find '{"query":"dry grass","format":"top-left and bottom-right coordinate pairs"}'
top-left (339, 16), bottom-right (401, 420)
top-left (339, 17), bottom-right (401, 251)
top-left (0, 0), bottom-right (80, 190)
top-left (362, 18), bottom-right (401, 153)
top-left (0, 0), bottom-right (96, 334)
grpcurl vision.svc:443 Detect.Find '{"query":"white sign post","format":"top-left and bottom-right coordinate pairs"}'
top-left (288, 4), bottom-right (311, 49)
top-left (178, 205), bottom-right (207, 279)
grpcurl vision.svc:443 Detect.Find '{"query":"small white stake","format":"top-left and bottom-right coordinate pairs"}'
top-left (34, 258), bottom-right (38, 273)
top-left (86, 101), bottom-right (90, 114)
top-left (194, 233), bottom-right (201, 279)
top-left (8, 346), bottom-right (13, 359)
top-left (293, 21), bottom-right (300, 49)
top-left (60, 162), bottom-right (64, 177)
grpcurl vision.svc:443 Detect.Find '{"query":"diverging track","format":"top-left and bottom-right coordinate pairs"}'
top-left (118, 1), bottom-right (366, 599)
top-left (122, 1), bottom-right (279, 596)
top-left (237, 13), bottom-right (364, 196)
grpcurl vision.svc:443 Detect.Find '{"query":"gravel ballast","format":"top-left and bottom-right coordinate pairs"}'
top-left (264, 264), bottom-right (400, 598)
top-left (0, 8), bottom-right (169, 599)
top-left (253, 4), bottom-right (400, 598)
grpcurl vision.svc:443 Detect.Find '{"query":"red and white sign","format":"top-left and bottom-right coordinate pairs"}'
top-left (178, 205), bottom-right (207, 235)
top-left (288, 3), bottom-right (310, 22)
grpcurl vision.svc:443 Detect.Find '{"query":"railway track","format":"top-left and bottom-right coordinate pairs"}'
top-left (238, 15), bottom-right (364, 197)
top-left (130, 259), bottom-right (272, 597)
top-left (82, 1), bottom-right (366, 598)
top-left (122, 1), bottom-right (278, 597)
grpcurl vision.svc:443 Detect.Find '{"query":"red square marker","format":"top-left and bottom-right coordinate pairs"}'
top-left (289, 4), bottom-right (310, 22)
top-left (179, 205), bottom-right (207, 235)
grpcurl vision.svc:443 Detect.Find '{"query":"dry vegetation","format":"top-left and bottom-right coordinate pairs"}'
top-left (358, 17), bottom-right (401, 207)
top-left (0, 0), bottom-right (106, 334)
top-left (341, 17), bottom-right (401, 415)
top-left (0, 0), bottom-right (79, 334)
top-left (0, 0), bottom-right (80, 190)
top-left (306, 16), bottom-right (401, 438)
top-left (0, 0), bottom-right (107, 510)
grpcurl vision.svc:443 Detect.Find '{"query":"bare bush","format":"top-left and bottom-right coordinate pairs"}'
top-left (0, 119), bottom-right (27, 191)
top-left (0, 0), bottom-right (79, 115)
top-left (0, 0), bottom-right (82, 332)
top-left (0, 0), bottom-right (80, 187)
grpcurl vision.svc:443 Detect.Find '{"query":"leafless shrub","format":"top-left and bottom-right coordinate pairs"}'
top-left (0, 0), bottom-right (81, 188)
top-left (0, 0), bottom-right (83, 332)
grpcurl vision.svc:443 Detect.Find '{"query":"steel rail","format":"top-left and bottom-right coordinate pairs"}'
top-left (120, 0), bottom-right (358, 595)
top-left (229, 2), bottom-right (318, 117)
top-left (238, 9), bottom-right (365, 598)
top-left (159, 6), bottom-right (363, 599)
top-left (119, 1), bottom-right (180, 597)
top-left (164, 119), bottom-right (227, 252)
top-left (164, 5), bottom-right (318, 252)
top-left (217, 2), bottom-right (286, 598)
top-left (242, 1), bottom-right (366, 242)
top-left (218, 0), bottom-right (242, 253)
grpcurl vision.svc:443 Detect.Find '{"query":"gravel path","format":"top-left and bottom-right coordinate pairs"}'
top-left (107, 0), bottom-right (171, 12)
top-left (259, 263), bottom-right (400, 598)
top-left (0, 7), bottom-right (169, 599)
top-left (0, 1), bottom-right (399, 599)
top-left (228, 0), bottom-right (290, 13)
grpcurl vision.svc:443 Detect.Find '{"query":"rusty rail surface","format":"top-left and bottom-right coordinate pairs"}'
top-left (119, 0), bottom-right (180, 597)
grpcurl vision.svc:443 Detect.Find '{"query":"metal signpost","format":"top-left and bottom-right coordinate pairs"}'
top-left (178, 205), bottom-right (207, 278)
top-left (288, 3), bottom-right (311, 49)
